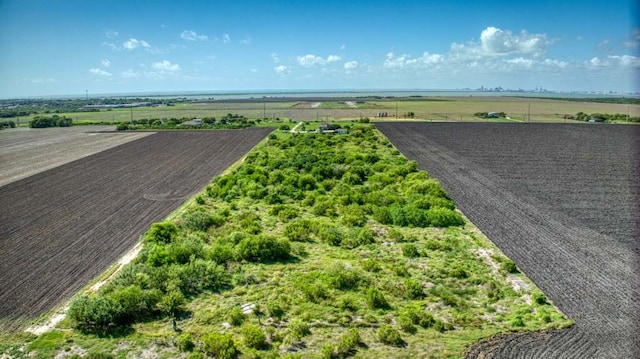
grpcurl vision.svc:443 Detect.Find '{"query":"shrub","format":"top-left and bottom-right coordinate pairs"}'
top-left (202, 332), bottom-right (239, 359)
top-left (235, 235), bottom-right (291, 262)
top-left (267, 300), bottom-right (285, 320)
top-left (318, 226), bottom-right (343, 246)
top-left (176, 333), bottom-right (195, 352)
top-left (401, 244), bottom-right (419, 258)
top-left (532, 291), bottom-right (548, 305)
top-left (157, 290), bottom-right (186, 317)
top-left (144, 221), bottom-right (178, 244)
top-left (389, 204), bottom-right (407, 226)
top-left (284, 220), bottom-right (313, 241)
top-left (206, 243), bottom-right (234, 265)
top-left (372, 206), bottom-right (392, 224)
top-left (68, 295), bottom-right (123, 334)
top-left (377, 324), bottom-right (403, 346)
top-left (398, 315), bottom-right (416, 333)
top-left (404, 279), bottom-right (424, 299)
top-left (241, 324), bottom-right (267, 349)
top-left (336, 328), bottom-right (361, 357)
top-left (425, 207), bottom-right (464, 227)
top-left (404, 307), bottom-right (435, 328)
top-left (361, 259), bottom-right (381, 272)
top-left (289, 318), bottom-right (311, 339)
top-left (183, 211), bottom-right (214, 232)
top-left (329, 262), bottom-right (364, 290)
top-left (228, 306), bottom-right (245, 326)
top-left (340, 205), bottom-right (367, 227)
top-left (449, 266), bottom-right (468, 279)
top-left (366, 286), bottom-right (390, 310)
top-left (500, 259), bottom-right (519, 274)
top-left (510, 316), bottom-right (525, 327)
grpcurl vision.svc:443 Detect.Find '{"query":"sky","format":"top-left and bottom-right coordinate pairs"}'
top-left (0, 0), bottom-right (638, 98)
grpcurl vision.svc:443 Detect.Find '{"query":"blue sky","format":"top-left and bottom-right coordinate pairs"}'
top-left (0, 0), bottom-right (638, 97)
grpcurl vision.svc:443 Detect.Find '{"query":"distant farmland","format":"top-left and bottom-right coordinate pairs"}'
top-left (11, 96), bottom-right (640, 123)
top-left (377, 122), bottom-right (640, 358)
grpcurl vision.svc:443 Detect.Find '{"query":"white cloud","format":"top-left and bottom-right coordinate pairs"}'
top-left (105, 31), bottom-right (119, 39)
top-left (623, 29), bottom-right (640, 50)
top-left (181, 30), bottom-right (208, 41)
top-left (274, 65), bottom-right (289, 75)
top-left (101, 59), bottom-right (111, 68)
top-left (152, 60), bottom-right (181, 72)
top-left (297, 54), bottom-right (342, 67)
top-left (241, 36), bottom-right (252, 45)
top-left (451, 26), bottom-right (549, 59)
top-left (383, 52), bottom-right (443, 69)
top-left (271, 53), bottom-right (280, 63)
top-left (89, 68), bottom-right (112, 77)
top-left (504, 57), bottom-right (534, 67)
top-left (607, 55), bottom-right (640, 67)
top-left (344, 61), bottom-right (358, 70)
top-left (222, 33), bottom-right (231, 43)
top-left (123, 38), bottom-right (151, 50)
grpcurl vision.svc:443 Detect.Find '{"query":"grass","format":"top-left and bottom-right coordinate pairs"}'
top-left (2, 125), bottom-right (571, 358)
top-left (9, 97), bottom-right (638, 125)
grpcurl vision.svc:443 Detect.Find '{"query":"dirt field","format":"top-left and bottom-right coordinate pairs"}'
top-left (0, 128), bottom-right (273, 331)
top-left (376, 122), bottom-right (640, 358)
top-left (0, 126), bottom-right (152, 186)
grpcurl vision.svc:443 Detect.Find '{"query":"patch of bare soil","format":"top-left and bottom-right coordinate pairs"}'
top-left (0, 126), bottom-right (152, 186)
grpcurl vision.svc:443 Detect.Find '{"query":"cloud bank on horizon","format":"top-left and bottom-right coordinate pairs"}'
top-left (0, 0), bottom-right (637, 97)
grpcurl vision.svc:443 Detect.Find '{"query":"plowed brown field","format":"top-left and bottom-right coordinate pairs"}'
top-left (0, 128), bottom-right (273, 331)
top-left (376, 122), bottom-right (640, 359)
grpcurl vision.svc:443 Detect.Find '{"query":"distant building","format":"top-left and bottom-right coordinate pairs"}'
top-left (486, 112), bottom-right (500, 118)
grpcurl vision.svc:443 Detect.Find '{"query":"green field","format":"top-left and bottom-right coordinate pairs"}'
top-left (8, 97), bottom-right (639, 126)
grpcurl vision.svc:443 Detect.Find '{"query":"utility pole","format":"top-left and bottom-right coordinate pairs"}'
top-left (528, 103), bottom-right (531, 123)
top-left (395, 101), bottom-right (398, 120)
top-left (263, 102), bottom-right (266, 119)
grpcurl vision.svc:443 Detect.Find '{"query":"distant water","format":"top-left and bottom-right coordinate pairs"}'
top-left (13, 89), bottom-right (639, 100)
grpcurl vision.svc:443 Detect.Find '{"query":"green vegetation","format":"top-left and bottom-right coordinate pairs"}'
top-left (567, 111), bottom-right (639, 123)
top-left (29, 115), bottom-right (73, 128)
top-left (5, 125), bottom-right (571, 358)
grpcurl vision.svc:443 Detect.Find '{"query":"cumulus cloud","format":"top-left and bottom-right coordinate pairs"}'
top-left (297, 54), bottom-right (342, 67)
top-left (123, 38), bottom-right (151, 50)
top-left (344, 61), bottom-right (358, 70)
top-left (623, 29), bottom-right (640, 50)
top-left (181, 30), bottom-right (208, 41)
top-left (274, 65), bottom-right (289, 75)
top-left (101, 59), bottom-right (111, 68)
top-left (152, 60), bottom-right (181, 72)
top-left (383, 52), bottom-right (444, 69)
top-left (451, 26), bottom-right (549, 59)
top-left (222, 33), bottom-right (231, 43)
top-left (89, 68), bottom-right (112, 77)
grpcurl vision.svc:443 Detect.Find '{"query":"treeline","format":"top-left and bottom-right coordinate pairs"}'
top-left (568, 112), bottom-right (640, 123)
top-left (29, 115), bottom-right (73, 128)
top-left (68, 125), bottom-right (464, 338)
top-left (116, 113), bottom-right (254, 131)
top-left (0, 97), bottom-right (174, 117)
top-left (0, 120), bottom-right (16, 130)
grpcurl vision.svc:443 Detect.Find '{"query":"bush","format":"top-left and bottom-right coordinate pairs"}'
top-left (365, 286), bottom-right (390, 310)
top-left (144, 221), bottom-right (179, 244)
top-left (184, 212), bottom-right (213, 232)
top-left (289, 318), bottom-right (311, 339)
top-left (404, 279), bottom-right (424, 299)
top-left (329, 262), bottom-right (365, 290)
top-left (398, 315), bottom-right (416, 334)
top-left (401, 244), bottom-right (419, 258)
top-left (241, 324), bottom-right (267, 349)
top-left (372, 206), bottom-right (392, 224)
top-left (176, 333), bottom-right (195, 352)
top-left (425, 208), bottom-right (464, 227)
top-left (206, 243), bottom-right (234, 265)
top-left (318, 226), bottom-right (343, 246)
top-left (235, 235), bottom-right (291, 262)
top-left (532, 291), bottom-right (548, 305)
top-left (68, 295), bottom-right (123, 334)
top-left (202, 333), bottom-right (239, 359)
top-left (267, 300), bottom-right (285, 320)
top-left (361, 259), bottom-right (381, 272)
top-left (284, 220), bottom-right (313, 241)
top-left (501, 259), bottom-right (519, 274)
top-left (336, 328), bottom-right (361, 357)
top-left (377, 324), bottom-right (403, 346)
top-left (228, 306), bottom-right (245, 326)
top-left (116, 122), bottom-right (129, 131)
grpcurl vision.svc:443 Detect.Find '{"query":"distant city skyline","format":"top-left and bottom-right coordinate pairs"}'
top-left (1, 0), bottom-right (638, 97)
